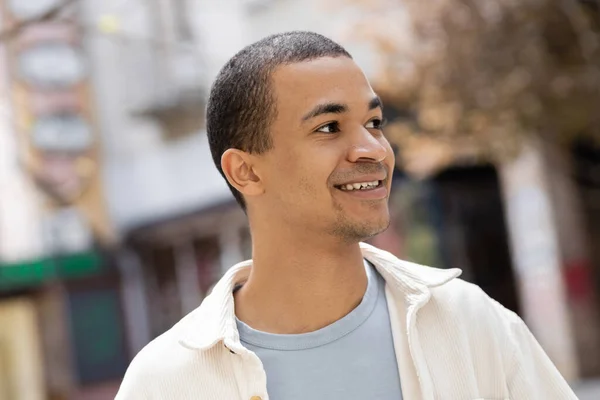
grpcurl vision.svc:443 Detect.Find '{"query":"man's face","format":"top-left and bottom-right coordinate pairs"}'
top-left (253, 56), bottom-right (395, 242)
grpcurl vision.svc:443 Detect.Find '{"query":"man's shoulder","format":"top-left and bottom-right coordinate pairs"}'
top-left (364, 243), bottom-right (521, 328)
top-left (432, 277), bottom-right (492, 304)
top-left (432, 278), bottom-right (518, 316)
top-left (128, 324), bottom-right (187, 371)
top-left (426, 277), bottom-right (523, 340)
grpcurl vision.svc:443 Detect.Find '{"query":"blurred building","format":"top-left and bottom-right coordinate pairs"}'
top-left (0, 0), bottom-right (121, 399)
top-left (0, 0), bottom-right (599, 399)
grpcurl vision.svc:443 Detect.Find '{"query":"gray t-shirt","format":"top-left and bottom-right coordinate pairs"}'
top-left (236, 261), bottom-right (403, 399)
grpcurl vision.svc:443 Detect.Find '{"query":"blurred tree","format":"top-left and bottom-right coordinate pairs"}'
top-left (340, 0), bottom-right (600, 174)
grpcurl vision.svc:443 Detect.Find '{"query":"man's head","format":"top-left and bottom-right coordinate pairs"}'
top-left (207, 31), bottom-right (395, 242)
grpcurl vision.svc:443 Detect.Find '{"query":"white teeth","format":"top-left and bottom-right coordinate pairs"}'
top-left (339, 180), bottom-right (382, 191)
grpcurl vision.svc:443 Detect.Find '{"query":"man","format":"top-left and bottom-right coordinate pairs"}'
top-left (117, 31), bottom-right (577, 399)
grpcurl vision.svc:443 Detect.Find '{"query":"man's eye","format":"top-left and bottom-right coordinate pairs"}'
top-left (315, 122), bottom-right (341, 133)
top-left (365, 118), bottom-right (387, 130)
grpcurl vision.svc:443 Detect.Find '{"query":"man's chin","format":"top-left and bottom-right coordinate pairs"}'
top-left (331, 215), bottom-right (391, 243)
top-left (363, 219), bottom-right (391, 239)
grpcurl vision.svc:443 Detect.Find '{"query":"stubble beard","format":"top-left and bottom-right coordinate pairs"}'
top-left (329, 200), bottom-right (391, 243)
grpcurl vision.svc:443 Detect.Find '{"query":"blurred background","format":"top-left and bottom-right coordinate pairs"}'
top-left (0, 0), bottom-right (600, 398)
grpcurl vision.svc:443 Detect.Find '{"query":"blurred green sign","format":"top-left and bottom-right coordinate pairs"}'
top-left (0, 252), bottom-right (102, 291)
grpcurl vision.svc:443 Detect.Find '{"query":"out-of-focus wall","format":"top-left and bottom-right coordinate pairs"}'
top-left (0, 31), bottom-right (44, 262)
top-left (191, 0), bottom-right (386, 86)
top-left (83, 0), bottom-right (233, 234)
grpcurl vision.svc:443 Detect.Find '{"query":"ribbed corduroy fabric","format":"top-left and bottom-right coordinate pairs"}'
top-left (116, 243), bottom-right (578, 400)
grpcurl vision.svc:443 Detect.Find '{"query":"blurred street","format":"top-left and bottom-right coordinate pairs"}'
top-left (1, 0), bottom-right (600, 399)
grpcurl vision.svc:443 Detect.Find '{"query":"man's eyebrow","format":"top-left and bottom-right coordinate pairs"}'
top-left (301, 96), bottom-right (382, 122)
top-left (369, 96), bottom-right (383, 111)
top-left (301, 102), bottom-right (348, 122)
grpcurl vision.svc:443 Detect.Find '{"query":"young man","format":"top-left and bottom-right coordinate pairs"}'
top-left (117, 31), bottom-right (577, 399)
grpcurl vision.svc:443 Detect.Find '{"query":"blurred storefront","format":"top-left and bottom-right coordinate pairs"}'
top-left (0, 254), bottom-right (128, 400)
top-left (0, 0), bottom-right (126, 398)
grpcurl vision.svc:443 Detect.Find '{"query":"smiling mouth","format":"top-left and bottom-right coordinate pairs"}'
top-left (334, 180), bottom-right (383, 191)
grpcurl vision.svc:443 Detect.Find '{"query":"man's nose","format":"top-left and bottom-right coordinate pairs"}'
top-left (347, 128), bottom-right (388, 163)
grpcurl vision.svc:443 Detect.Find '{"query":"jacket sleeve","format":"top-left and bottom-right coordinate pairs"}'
top-left (498, 306), bottom-right (578, 400)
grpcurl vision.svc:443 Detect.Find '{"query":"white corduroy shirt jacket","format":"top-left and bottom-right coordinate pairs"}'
top-left (116, 243), bottom-right (577, 400)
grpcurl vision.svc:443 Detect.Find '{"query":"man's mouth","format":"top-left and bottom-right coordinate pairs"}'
top-left (335, 180), bottom-right (383, 191)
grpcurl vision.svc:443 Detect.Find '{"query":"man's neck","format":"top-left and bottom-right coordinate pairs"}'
top-left (234, 231), bottom-right (368, 334)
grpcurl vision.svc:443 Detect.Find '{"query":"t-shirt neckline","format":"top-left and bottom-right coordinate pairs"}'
top-left (235, 260), bottom-right (380, 351)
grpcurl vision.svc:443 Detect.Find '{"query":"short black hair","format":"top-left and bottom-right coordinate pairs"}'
top-left (206, 31), bottom-right (352, 210)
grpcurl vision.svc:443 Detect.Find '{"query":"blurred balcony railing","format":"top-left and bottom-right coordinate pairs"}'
top-left (119, 37), bottom-right (206, 138)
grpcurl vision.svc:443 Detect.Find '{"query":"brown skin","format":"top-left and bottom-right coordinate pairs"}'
top-left (221, 56), bottom-right (395, 334)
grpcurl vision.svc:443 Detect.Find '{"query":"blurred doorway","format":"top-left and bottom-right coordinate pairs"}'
top-left (573, 141), bottom-right (600, 322)
top-left (372, 165), bottom-right (521, 314)
top-left (433, 166), bottom-right (521, 315)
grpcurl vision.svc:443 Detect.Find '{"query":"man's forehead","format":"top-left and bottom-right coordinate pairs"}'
top-left (271, 57), bottom-right (376, 111)
top-left (273, 56), bottom-right (366, 85)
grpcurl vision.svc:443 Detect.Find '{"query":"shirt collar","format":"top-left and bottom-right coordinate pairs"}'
top-left (178, 242), bottom-right (461, 352)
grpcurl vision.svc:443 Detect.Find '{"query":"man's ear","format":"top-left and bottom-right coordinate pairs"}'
top-left (221, 149), bottom-right (264, 198)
